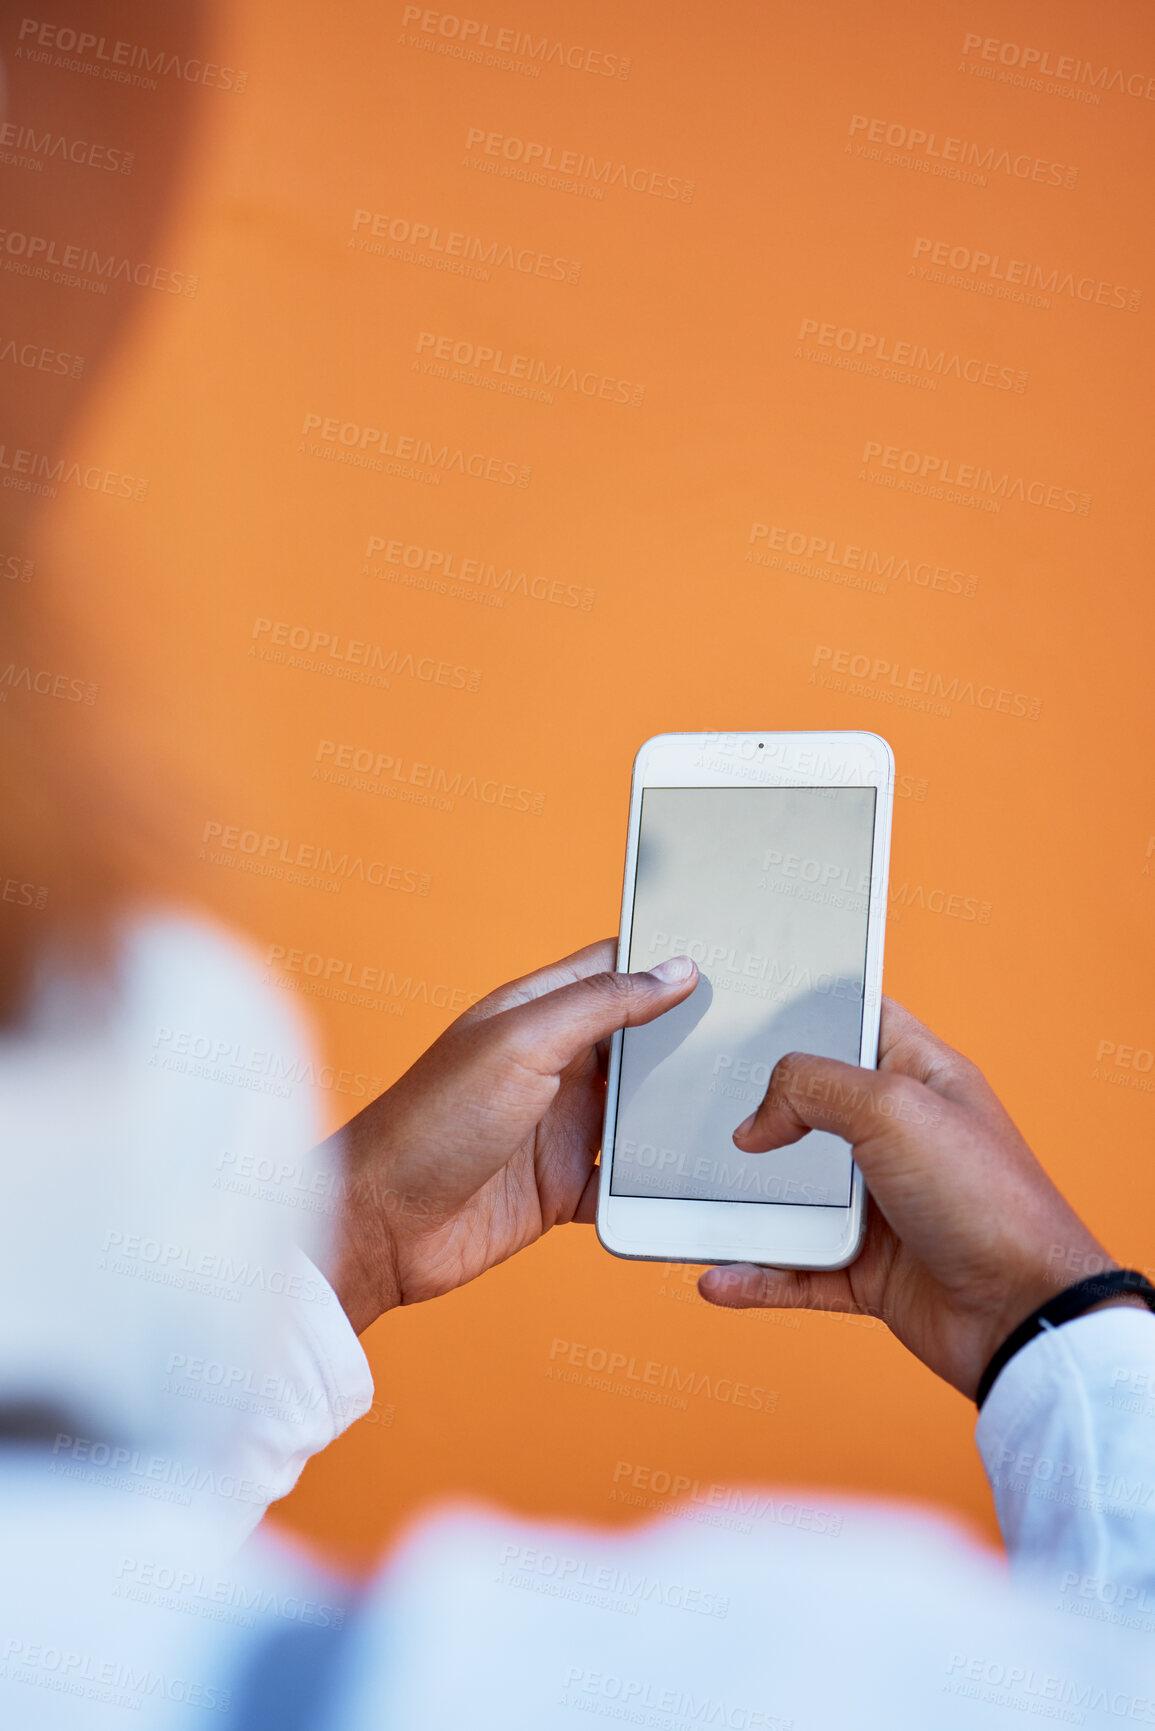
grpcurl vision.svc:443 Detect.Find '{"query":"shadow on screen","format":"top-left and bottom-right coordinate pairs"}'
top-left (616, 971), bottom-right (715, 1121)
top-left (616, 975), bottom-right (863, 1206)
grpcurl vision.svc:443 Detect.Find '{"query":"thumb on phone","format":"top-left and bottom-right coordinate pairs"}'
top-left (497, 955), bottom-right (700, 1079)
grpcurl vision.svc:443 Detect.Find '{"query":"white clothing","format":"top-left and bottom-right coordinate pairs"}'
top-left (0, 919), bottom-right (1152, 1728)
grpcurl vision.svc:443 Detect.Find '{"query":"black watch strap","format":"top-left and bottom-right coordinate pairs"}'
top-left (975, 1269), bottom-right (1155, 1410)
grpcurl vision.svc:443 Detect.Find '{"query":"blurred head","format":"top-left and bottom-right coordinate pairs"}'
top-left (0, 5), bottom-right (333, 1514)
top-left (0, 0), bottom-right (210, 1015)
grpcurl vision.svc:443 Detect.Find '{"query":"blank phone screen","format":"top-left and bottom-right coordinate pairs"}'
top-left (610, 786), bottom-right (877, 1208)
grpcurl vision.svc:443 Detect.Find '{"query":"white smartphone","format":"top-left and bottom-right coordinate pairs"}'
top-left (597, 730), bottom-right (894, 1270)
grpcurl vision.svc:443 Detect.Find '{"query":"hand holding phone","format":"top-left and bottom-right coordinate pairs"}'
top-left (327, 940), bottom-right (698, 1332)
top-left (697, 997), bottom-right (1122, 1402)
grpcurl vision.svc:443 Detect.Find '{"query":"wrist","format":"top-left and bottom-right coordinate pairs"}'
top-left (323, 1113), bottom-right (407, 1333)
top-left (1084, 1292), bottom-right (1151, 1317)
top-left (331, 1207), bottom-right (403, 1334)
top-left (964, 1241), bottom-right (1118, 1401)
top-left (996, 1233), bottom-right (1118, 1342)
top-left (973, 1264), bottom-right (1154, 1408)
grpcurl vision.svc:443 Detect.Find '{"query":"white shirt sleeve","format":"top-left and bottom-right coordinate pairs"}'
top-left (221, 1247), bottom-right (375, 1533)
top-left (118, 917), bottom-right (378, 1538)
top-left (976, 1306), bottom-right (1155, 1599)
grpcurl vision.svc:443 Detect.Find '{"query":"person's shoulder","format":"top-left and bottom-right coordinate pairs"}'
top-left (110, 906), bottom-right (317, 1068)
top-left (347, 1499), bottom-right (1118, 1727)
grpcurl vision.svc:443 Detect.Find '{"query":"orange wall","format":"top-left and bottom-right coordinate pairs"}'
top-left (8, 0), bottom-right (1155, 1570)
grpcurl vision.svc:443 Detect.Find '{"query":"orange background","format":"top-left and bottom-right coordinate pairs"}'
top-left (6, 0), bottom-right (1155, 1570)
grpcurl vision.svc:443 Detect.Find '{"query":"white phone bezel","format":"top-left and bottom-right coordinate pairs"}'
top-left (596, 730), bottom-right (893, 1270)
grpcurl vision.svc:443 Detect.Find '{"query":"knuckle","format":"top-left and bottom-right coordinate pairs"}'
top-left (771, 1050), bottom-right (831, 1109)
top-left (771, 1050), bottom-right (808, 1088)
top-left (883, 1030), bottom-right (946, 1086)
top-left (463, 1015), bottom-right (512, 1070)
top-left (458, 981), bottom-right (518, 1026)
top-left (872, 1072), bottom-right (941, 1130)
top-left (456, 996), bottom-right (495, 1028)
top-left (584, 970), bottom-right (635, 1009)
top-left (884, 1029), bottom-right (927, 1067)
